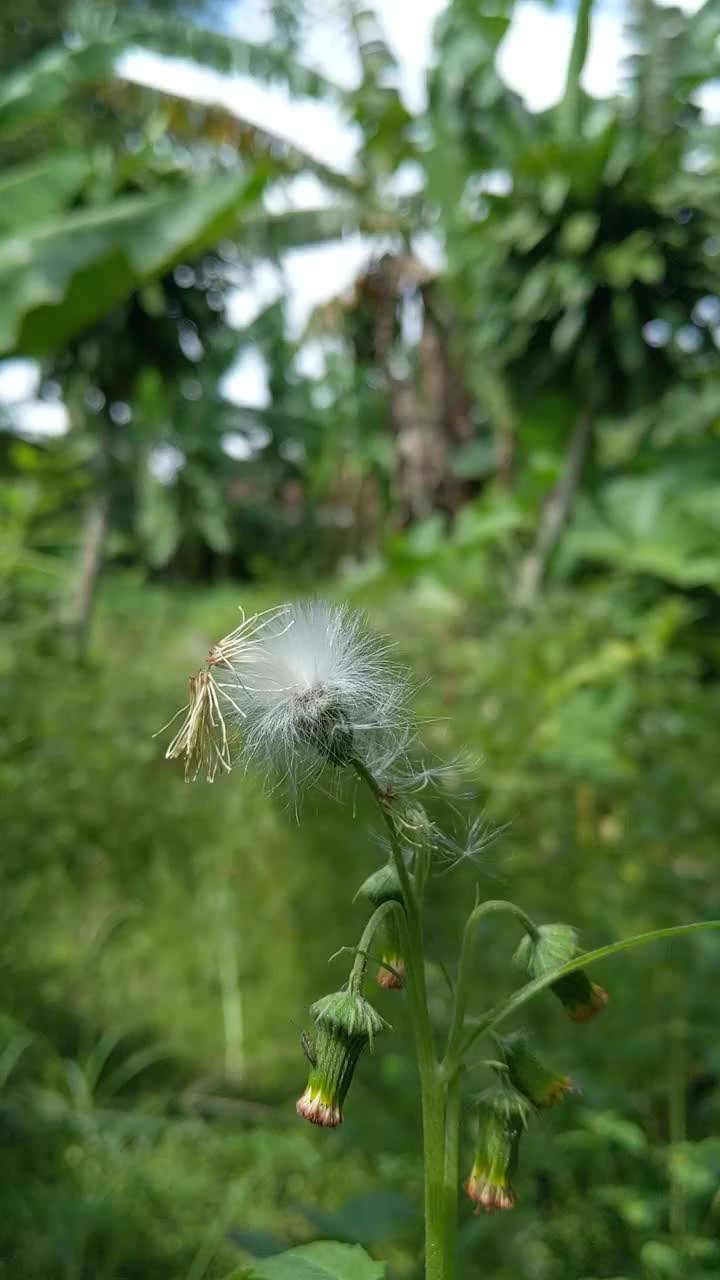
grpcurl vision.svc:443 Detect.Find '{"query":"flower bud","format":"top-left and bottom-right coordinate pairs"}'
top-left (376, 943), bottom-right (406, 991)
top-left (296, 990), bottom-right (385, 1127)
top-left (499, 1033), bottom-right (577, 1108)
top-left (550, 971), bottom-right (609, 1022)
top-left (356, 863), bottom-right (407, 990)
top-left (464, 1085), bottom-right (530, 1213)
top-left (356, 863), bottom-right (403, 908)
top-left (514, 923), bottom-right (608, 1023)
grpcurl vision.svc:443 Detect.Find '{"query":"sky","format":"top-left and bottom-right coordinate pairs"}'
top-left (0, 0), bottom-right (715, 436)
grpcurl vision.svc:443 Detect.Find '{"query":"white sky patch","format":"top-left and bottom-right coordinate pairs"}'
top-left (148, 443), bottom-right (185, 484)
top-left (226, 260), bottom-right (283, 329)
top-left (220, 423), bottom-right (272, 458)
top-left (498, 1), bottom-right (626, 111)
top-left (220, 346), bottom-right (270, 406)
top-left (220, 430), bottom-right (254, 460)
top-left (263, 172), bottom-right (336, 215)
top-left (295, 339), bottom-right (328, 380)
top-left (381, 159), bottom-right (426, 199)
top-left (283, 234), bottom-right (388, 336)
top-left (361, 0), bottom-right (449, 112)
top-left (0, 359), bottom-right (40, 403)
top-left (694, 82), bottom-right (720, 124)
top-left (6, 401), bottom-right (70, 439)
top-left (118, 46), bottom-right (359, 173)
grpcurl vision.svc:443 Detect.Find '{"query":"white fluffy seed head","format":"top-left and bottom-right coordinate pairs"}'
top-left (232, 601), bottom-right (411, 787)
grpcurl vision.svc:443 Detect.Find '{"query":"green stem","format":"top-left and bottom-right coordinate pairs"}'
top-left (348, 901), bottom-right (402, 994)
top-left (443, 900), bottom-right (538, 1075)
top-left (668, 1017), bottom-right (687, 1238)
top-left (351, 756), bottom-right (450, 1280)
top-left (558, 0), bottom-right (594, 139)
top-left (442, 1071), bottom-right (462, 1280)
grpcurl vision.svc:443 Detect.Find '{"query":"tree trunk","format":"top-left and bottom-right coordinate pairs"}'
top-left (514, 408), bottom-right (593, 609)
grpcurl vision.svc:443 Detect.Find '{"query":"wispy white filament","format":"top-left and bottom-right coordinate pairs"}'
top-left (234, 601), bottom-right (411, 786)
top-left (161, 600), bottom-right (411, 792)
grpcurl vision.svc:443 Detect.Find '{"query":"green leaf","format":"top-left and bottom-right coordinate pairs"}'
top-left (298, 1192), bottom-right (418, 1247)
top-left (237, 1240), bottom-right (384, 1279)
top-left (0, 154), bottom-right (91, 236)
top-left (0, 172), bottom-right (265, 356)
top-left (130, 13), bottom-right (346, 103)
top-left (0, 38), bottom-right (124, 140)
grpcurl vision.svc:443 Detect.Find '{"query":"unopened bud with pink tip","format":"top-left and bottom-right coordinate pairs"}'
top-left (356, 863), bottom-right (407, 992)
top-left (296, 990), bottom-right (385, 1128)
top-left (464, 1084), bottom-right (530, 1214)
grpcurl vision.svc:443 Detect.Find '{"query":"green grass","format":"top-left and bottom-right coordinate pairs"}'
top-left (1, 575), bottom-right (719, 1279)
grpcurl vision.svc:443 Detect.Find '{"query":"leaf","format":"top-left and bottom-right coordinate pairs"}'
top-left (0, 154), bottom-right (91, 235)
top-left (129, 13), bottom-right (346, 103)
top-left (0, 171), bottom-right (265, 356)
top-left (0, 38), bottom-right (124, 140)
top-left (237, 1241), bottom-right (384, 1280)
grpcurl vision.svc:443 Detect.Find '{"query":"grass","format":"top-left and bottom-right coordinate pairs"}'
top-left (1, 574), bottom-right (719, 1279)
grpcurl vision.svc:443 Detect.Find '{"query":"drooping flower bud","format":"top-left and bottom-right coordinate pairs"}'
top-left (356, 862), bottom-right (404, 908)
top-left (514, 923), bottom-right (608, 1023)
top-left (499, 1032), bottom-right (577, 1108)
top-left (296, 990), bottom-right (385, 1127)
top-left (464, 1085), bottom-right (530, 1213)
top-left (549, 971), bottom-right (609, 1022)
top-left (376, 941), bottom-right (406, 990)
top-left (356, 863), bottom-right (407, 991)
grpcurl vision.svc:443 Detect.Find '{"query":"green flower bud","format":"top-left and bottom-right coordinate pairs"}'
top-left (514, 922), bottom-right (578, 974)
top-left (355, 863), bottom-right (403, 908)
top-left (464, 1085), bottom-right (530, 1213)
top-left (515, 923), bottom-right (608, 1023)
top-left (499, 1033), bottom-right (577, 1108)
top-left (356, 863), bottom-right (407, 990)
top-left (376, 941), bottom-right (406, 991)
top-left (296, 990), bottom-right (385, 1127)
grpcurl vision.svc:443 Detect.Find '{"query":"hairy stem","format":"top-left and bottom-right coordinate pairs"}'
top-left (442, 1071), bottom-right (462, 1280)
top-left (351, 756), bottom-right (451, 1280)
top-left (444, 899), bottom-right (538, 1075)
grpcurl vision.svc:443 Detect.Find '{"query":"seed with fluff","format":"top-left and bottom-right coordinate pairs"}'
top-left (235, 602), bottom-right (410, 782)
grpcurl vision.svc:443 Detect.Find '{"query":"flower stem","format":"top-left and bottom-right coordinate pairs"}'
top-left (351, 756), bottom-right (453, 1280)
top-left (443, 899), bottom-right (538, 1076)
top-left (442, 1070), bottom-right (462, 1280)
top-left (348, 901), bottom-right (402, 994)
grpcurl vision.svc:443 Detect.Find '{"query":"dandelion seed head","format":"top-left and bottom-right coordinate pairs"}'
top-left (231, 602), bottom-right (412, 788)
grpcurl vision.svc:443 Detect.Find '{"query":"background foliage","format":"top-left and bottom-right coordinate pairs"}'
top-left (1, 0), bottom-right (719, 1277)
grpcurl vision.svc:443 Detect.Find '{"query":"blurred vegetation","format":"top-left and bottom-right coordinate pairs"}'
top-left (1, 0), bottom-right (719, 1277)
